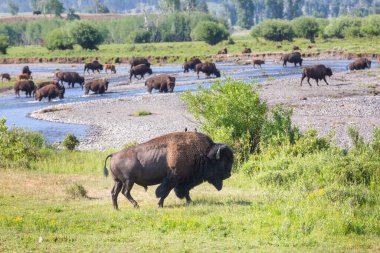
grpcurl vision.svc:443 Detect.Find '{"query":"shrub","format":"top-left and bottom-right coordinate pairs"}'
top-left (127, 29), bottom-right (152, 43)
top-left (251, 19), bottom-right (294, 42)
top-left (291, 16), bottom-right (319, 42)
top-left (0, 118), bottom-right (44, 168)
top-left (70, 21), bottom-right (104, 50)
top-left (45, 28), bottom-right (74, 50)
top-left (63, 134), bottom-right (80, 150)
top-left (132, 110), bottom-right (152, 116)
top-left (324, 16), bottom-right (362, 38)
top-left (0, 35), bottom-right (9, 54)
top-left (191, 21), bottom-right (229, 45)
top-left (181, 78), bottom-right (267, 163)
top-left (360, 15), bottom-right (380, 36)
top-left (65, 183), bottom-right (88, 199)
top-left (66, 8), bottom-right (80, 21)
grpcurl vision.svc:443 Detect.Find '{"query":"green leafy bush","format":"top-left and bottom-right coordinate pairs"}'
top-left (251, 19), bottom-right (294, 42)
top-left (70, 21), bottom-right (104, 50)
top-left (191, 21), bottom-right (229, 45)
top-left (324, 16), bottom-right (362, 38)
top-left (63, 134), bottom-right (79, 150)
top-left (65, 183), bottom-right (88, 199)
top-left (127, 29), bottom-right (152, 43)
top-left (0, 118), bottom-right (44, 168)
top-left (0, 35), bottom-right (9, 54)
top-left (360, 15), bottom-right (380, 36)
top-left (45, 28), bottom-right (74, 50)
top-left (291, 16), bottom-right (319, 42)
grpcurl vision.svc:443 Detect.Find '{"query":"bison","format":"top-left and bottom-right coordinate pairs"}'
top-left (17, 73), bottom-right (32, 80)
top-left (55, 71), bottom-right (84, 89)
top-left (253, 59), bottom-right (265, 69)
top-left (195, 62), bottom-right (221, 79)
top-left (129, 64), bottom-right (153, 81)
top-left (1, 73), bottom-right (10, 82)
top-left (104, 64), bottom-right (116, 74)
top-left (301, 64), bottom-right (333, 87)
top-left (37, 81), bottom-right (61, 89)
top-left (348, 58), bottom-right (371, 71)
top-left (84, 61), bottom-right (103, 74)
top-left (242, 48), bottom-right (252, 54)
top-left (145, 74), bottom-right (175, 93)
top-left (217, 48), bottom-right (227, 54)
top-left (35, 84), bottom-right (65, 102)
top-left (14, 80), bottom-right (36, 97)
top-left (183, 58), bottom-right (202, 73)
top-left (130, 58), bottom-right (151, 68)
top-left (84, 79), bottom-right (109, 95)
top-left (33, 11), bottom-right (41, 15)
top-left (282, 52), bottom-right (303, 67)
top-left (103, 132), bottom-right (234, 208)
top-left (22, 66), bottom-right (32, 75)
top-left (293, 46), bottom-right (300, 51)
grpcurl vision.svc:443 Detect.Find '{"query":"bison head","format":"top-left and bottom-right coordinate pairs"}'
top-left (215, 69), bottom-right (221, 78)
top-left (58, 86), bottom-right (65, 99)
top-left (168, 77), bottom-right (175, 92)
top-left (147, 68), bottom-right (153, 75)
top-left (204, 144), bottom-right (234, 191)
top-left (366, 59), bottom-right (372, 69)
top-left (326, 67), bottom-right (333, 77)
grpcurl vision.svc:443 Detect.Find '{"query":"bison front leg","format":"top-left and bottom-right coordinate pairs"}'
top-left (111, 181), bottom-right (123, 210)
top-left (156, 177), bottom-right (176, 208)
top-left (323, 77), bottom-right (329, 85)
top-left (121, 179), bottom-right (139, 208)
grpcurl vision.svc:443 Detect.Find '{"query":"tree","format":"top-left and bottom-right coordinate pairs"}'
top-left (191, 21), bottom-right (229, 45)
top-left (45, 28), bottom-right (74, 50)
top-left (45, 0), bottom-right (65, 17)
top-left (70, 21), bottom-right (104, 50)
top-left (265, 0), bottom-right (284, 19)
top-left (196, 0), bottom-right (208, 13)
top-left (285, 0), bottom-right (303, 20)
top-left (66, 8), bottom-right (80, 21)
top-left (234, 0), bottom-right (254, 29)
top-left (159, 0), bottom-right (181, 13)
top-left (291, 16), bottom-right (319, 42)
top-left (8, 2), bottom-right (19, 16)
top-left (0, 35), bottom-right (9, 54)
top-left (251, 19), bottom-right (294, 41)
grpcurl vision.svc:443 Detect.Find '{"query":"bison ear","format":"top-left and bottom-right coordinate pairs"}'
top-left (207, 144), bottom-right (226, 160)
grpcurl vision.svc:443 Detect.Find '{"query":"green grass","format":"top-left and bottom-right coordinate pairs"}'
top-left (1, 37), bottom-right (380, 62)
top-left (132, 110), bottom-right (152, 117)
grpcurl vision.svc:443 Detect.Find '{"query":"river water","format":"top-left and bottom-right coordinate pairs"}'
top-left (0, 59), bottom-right (372, 143)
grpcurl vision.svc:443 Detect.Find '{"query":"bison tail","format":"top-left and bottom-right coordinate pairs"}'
top-left (103, 154), bottom-right (113, 177)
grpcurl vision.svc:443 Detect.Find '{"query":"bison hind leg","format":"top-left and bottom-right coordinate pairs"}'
top-left (121, 179), bottom-right (139, 208)
top-left (156, 177), bottom-right (176, 208)
top-left (111, 181), bottom-right (123, 210)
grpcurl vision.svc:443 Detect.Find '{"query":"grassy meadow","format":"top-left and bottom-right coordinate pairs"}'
top-left (1, 36), bottom-right (380, 61)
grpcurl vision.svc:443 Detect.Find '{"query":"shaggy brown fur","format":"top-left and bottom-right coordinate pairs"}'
top-left (55, 72), bottom-right (84, 88)
top-left (282, 52), bottom-right (303, 67)
top-left (129, 64), bottom-right (153, 81)
top-left (348, 58), bottom-right (371, 71)
top-left (35, 84), bottom-right (65, 102)
top-left (104, 64), bottom-right (116, 74)
top-left (14, 80), bottom-right (36, 97)
top-left (130, 58), bottom-right (151, 68)
top-left (145, 74), bottom-right (176, 93)
top-left (37, 81), bottom-right (61, 89)
top-left (17, 73), bottom-right (32, 80)
top-left (1, 73), bottom-right (10, 81)
top-left (195, 62), bottom-right (221, 79)
top-left (84, 79), bottom-right (109, 95)
top-left (217, 48), bottom-right (227, 54)
top-left (301, 64), bottom-right (333, 86)
top-left (183, 58), bottom-right (202, 73)
top-left (84, 61), bottom-right (103, 74)
top-left (253, 59), bottom-right (265, 68)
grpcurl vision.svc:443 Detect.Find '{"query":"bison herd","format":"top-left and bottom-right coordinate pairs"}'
top-left (3, 53), bottom-right (376, 102)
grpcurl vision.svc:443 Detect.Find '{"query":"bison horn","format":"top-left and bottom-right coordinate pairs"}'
top-left (216, 147), bottom-right (221, 160)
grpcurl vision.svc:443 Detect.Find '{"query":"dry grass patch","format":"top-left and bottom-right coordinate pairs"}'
top-left (39, 106), bottom-right (72, 114)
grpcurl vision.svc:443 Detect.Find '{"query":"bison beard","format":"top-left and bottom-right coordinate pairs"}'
top-left (103, 132), bottom-right (234, 209)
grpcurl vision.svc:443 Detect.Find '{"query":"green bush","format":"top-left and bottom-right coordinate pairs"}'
top-left (0, 35), bottom-right (9, 54)
top-left (63, 134), bottom-right (80, 150)
top-left (251, 19), bottom-right (294, 42)
top-left (45, 28), bottom-right (74, 50)
top-left (360, 15), bottom-right (380, 36)
top-left (0, 118), bottom-right (44, 168)
top-left (66, 8), bottom-right (80, 21)
top-left (291, 16), bottom-right (319, 42)
top-left (191, 21), bottom-right (229, 45)
top-left (65, 183), bottom-right (88, 199)
top-left (70, 21), bottom-right (104, 50)
top-left (324, 16), bottom-right (362, 38)
top-left (182, 78), bottom-right (267, 163)
top-left (127, 29), bottom-right (152, 43)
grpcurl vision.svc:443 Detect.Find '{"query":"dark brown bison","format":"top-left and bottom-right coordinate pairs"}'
top-left (14, 80), bottom-right (36, 97)
top-left (253, 59), bottom-right (265, 68)
top-left (130, 58), bottom-right (151, 68)
top-left (22, 66), bottom-right (32, 75)
top-left (17, 73), bottom-right (32, 80)
top-left (217, 48), bottom-right (227, 54)
top-left (103, 132), bottom-right (234, 208)
top-left (195, 62), bottom-right (221, 79)
top-left (84, 79), bottom-right (109, 95)
top-left (33, 11), bottom-right (41, 15)
top-left (55, 72), bottom-right (84, 89)
top-left (293, 46), bottom-right (300, 51)
top-left (104, 64), bottom-right (116, 74)
top-left (1, 73), bottom-right (10, 81)
top-left (36, 81), bottom-right (61, 89)
top-left (35, 84), bottom-right (65, 102)
top-left (183, 58), bottom-right (202, 73)
top-left (84, 61), bottom-right (103, 74)
top-left (145, 74), bottom-right (176, 93)
top-left (348, 58), bottom-right (371, 71)
top-left (301, 64), bottom-right (333, 86)
top-left (129, 64), bottom-right (153, 81)
top-left (242, 48), bottom-right (252, 54)
top-left (282, 52), bottom-right (303, 67)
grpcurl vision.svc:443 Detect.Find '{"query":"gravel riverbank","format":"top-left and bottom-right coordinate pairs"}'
top-left (30, 68), bottom-right (380, 150)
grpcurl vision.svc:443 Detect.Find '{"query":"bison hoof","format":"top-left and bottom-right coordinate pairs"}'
top-left (133, 204), bottom-right (139, 209)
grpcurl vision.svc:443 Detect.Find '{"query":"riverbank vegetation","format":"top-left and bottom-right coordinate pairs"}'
top-left (1, 77), bottom-right (379, 251)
